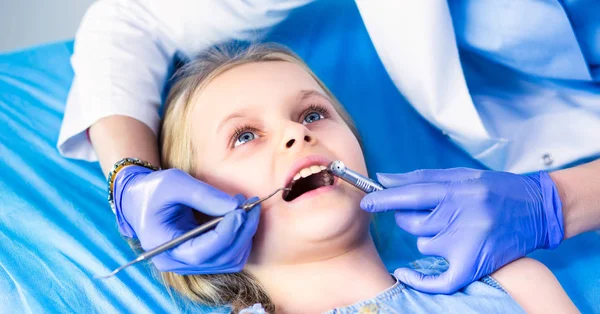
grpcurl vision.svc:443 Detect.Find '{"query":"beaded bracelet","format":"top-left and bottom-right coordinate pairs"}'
top-left (107, 157), bottom-right (160, 212)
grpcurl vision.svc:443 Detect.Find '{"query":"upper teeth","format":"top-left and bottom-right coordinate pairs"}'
top-left (293, 165), bottom-right (327, 181)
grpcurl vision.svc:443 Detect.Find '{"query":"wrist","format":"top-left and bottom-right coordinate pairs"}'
top-left (108, 158), bottom-right (160, 238)
top-left (108, 158), bottom-right (160, 211)
top-left (553, 159), bottom-right (600, 239)
top-left (538, 171), bottom-right (565, 249)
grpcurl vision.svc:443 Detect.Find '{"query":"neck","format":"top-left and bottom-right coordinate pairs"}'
top-left (247, 235), bottom-right (395, 314)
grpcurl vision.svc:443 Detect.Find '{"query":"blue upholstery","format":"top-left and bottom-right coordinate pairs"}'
top-left (1, 1), bottom-right (598, 312)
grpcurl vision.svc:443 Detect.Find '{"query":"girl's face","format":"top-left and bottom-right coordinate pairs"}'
top-left (190, 61), bottom-right (370, 266)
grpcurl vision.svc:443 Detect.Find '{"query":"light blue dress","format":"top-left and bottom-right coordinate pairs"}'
top-left (240, 257), bottom-right (525, 313)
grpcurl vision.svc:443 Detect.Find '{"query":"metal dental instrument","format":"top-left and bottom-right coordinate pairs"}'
top-left (328, 160), bottom-right (384, 193)
top-left (96, 187), bottom-right (291, 279)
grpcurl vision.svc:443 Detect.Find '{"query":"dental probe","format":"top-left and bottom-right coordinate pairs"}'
top-left (328, 160), bottom-right (384, 193)
top-left (96, 187), bottom-right (290, 279)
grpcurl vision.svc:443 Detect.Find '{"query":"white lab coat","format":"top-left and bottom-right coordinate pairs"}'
top-left (58, 0), bottom-right (600, 174)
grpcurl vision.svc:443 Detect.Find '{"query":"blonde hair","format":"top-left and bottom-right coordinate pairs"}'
top-left (145, 42), bottom-right (361, 313)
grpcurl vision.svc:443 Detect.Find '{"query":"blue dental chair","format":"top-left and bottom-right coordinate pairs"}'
top-left (1, 1), bottom-right (598, 313)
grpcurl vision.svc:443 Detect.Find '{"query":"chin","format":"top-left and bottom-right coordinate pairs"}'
top-left (299, 197), bottom-right (368, 240)
top-left (250, 192), bottom-right (371, 265)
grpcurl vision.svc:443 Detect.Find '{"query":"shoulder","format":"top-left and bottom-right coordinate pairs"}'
top-left (491, 258), bottom-right (579, 314)
top-left (491, 258), bottom-right (558, 292)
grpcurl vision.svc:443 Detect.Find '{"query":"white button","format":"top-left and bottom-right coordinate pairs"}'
top-left (541, 153), bottom-right (553, 166)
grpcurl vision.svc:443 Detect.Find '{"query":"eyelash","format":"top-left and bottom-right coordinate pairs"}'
top-left (230, 124), bottom-right (261, 148)
top-left (303, 104), bottom-right (329, 121)
top-left (228, 103), bottom-right (330, 148)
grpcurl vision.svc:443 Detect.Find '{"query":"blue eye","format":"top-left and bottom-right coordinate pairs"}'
top-left (303, 111), bottom-right (324, 124)
top-left (234, 131), bottom-right (258, 147)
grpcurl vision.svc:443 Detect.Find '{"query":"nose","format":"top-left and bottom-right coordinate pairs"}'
top-left (280, 123), bottom-right (316, 152)
top-left (285, 135), bottom-right (313, 148)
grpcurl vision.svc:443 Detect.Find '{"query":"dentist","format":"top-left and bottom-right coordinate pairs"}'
top-left (58, 0), bottom-right (600, 293)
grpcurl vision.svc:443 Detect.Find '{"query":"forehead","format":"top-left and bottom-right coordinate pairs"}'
top-left (192, 61), bottom-right (326, 121)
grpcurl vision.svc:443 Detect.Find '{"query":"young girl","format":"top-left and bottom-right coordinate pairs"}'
top-left (140, 43), bottom-right (577, 313)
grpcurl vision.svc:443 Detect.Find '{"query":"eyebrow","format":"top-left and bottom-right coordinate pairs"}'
top-left (216, 89), bottom-right (331, 132)
top-left (217, 109), bottom-right (251, 133)
top-left (298, 89), bottom-right (331, 102)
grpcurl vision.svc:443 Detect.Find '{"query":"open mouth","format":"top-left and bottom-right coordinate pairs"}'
top-left (282, 165), bottom-right (335, 202)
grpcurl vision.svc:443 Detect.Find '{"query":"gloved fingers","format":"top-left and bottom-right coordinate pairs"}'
top-left (233, 193), bottom-right (247, 206)
top-left (164, 169), bottom-right (242, 216)
top-left (216, 246), bottom-right (252, 273)
top-left (165, 206), bottom-right (259, 274)
top-left (394, 211), bottom-right (442, 237)
top-left (150, 253), bottom-right (188, 272)
top-left (167, 209), bottom-right (246, 266)
top-left (165, 246), bottom-right (252, 275)
top-left (214, 245), bottom-right (252, 272)
top-left (232, 202), bottom-right (261, 248)
top-left (376, 168), bottom-right (481, 187)
top-left (206, 204), bottom-right (260, 268)
top-left (360, 183), bottom-right (447, 213)
top-left (416, 237), bottom-right (439, 256)
top-left (394, 265), bottom-right (466, 294)
top-left (240, 196), bottom-right (260, 210)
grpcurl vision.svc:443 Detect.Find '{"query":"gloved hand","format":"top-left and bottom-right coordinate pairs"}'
top-left (360, 168), bottom-right (564, 294)
top-left (112, 165), bottom-right (260, 275)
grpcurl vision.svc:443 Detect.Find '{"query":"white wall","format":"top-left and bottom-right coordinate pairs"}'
top-left (0, 0), bottom-right (95, 52)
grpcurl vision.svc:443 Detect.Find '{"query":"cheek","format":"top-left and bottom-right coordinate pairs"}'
top-left (323, 124), bottom-right (367, 175)
top-left (198, 147), bottom-right (274, 198)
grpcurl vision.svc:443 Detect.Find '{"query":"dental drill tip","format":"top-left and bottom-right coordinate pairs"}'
top-left (327, 160), bottom-right (384, 193)
top-left (328, 160), bottom-right (346, 177)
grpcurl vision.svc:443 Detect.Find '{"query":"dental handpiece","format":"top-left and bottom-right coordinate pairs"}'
top-left (328, 160), bottom-right (384, 193)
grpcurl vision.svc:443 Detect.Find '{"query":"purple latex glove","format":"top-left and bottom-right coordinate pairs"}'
top-left (360, 168), bottom-right (564, 294)
top-left (112, 165), bottom-right (260, 274)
